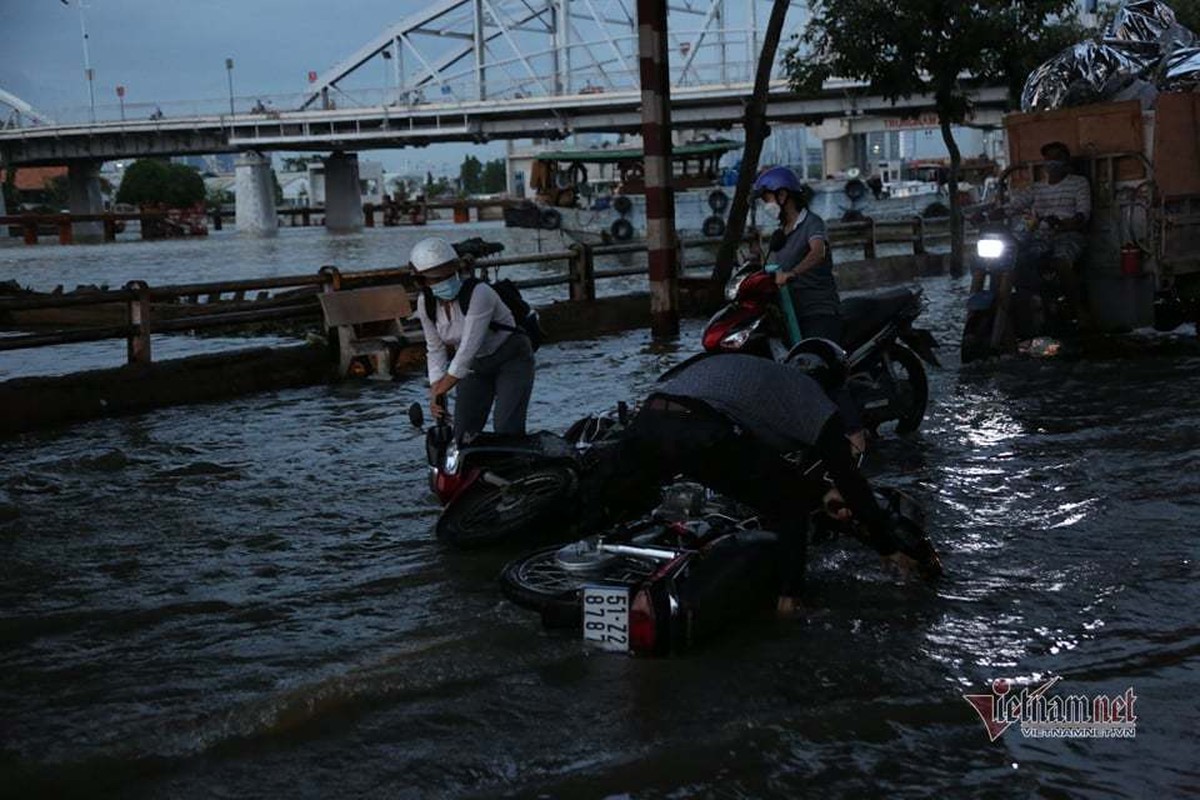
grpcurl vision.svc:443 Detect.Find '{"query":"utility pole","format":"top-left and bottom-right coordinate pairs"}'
top-left (636, 0), bottom-right (679, 338)
top-left (225, 58), bottom-right (235, 117)
top-left (73, 0), bottom-right (97, 123)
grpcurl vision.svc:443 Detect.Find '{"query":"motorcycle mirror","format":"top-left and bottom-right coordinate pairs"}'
top-left (407, 402), bottom-right (425, 428)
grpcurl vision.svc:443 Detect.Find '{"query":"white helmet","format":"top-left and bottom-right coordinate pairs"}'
top-left (410, 237), bottom-right (459, 273)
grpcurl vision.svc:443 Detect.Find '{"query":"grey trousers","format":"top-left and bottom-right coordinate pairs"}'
top-left (454, 333), bottom-right (535, 440)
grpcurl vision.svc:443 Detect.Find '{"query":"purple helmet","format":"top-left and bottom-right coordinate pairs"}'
top-left (752, 165), bottom-right (803, 198)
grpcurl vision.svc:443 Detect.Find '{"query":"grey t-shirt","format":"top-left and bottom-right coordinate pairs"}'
top-left (655, 353), bottom-right (837, 452)
top-left (767, 210), bottom-right (840, 319)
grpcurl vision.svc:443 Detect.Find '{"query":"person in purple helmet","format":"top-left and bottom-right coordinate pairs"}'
top-left (752, 165), bottom-right (842, 344)
top-left (753, 166), bottom-right (864, 453)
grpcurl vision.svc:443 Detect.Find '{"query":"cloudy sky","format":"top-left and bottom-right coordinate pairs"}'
top-left (0, 0), bottom-right (503, 173)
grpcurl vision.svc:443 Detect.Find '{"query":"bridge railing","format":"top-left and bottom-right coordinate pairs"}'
top-left (0, 217), bottom-right (949, 367)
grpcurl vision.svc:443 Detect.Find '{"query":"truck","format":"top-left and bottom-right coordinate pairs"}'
top-left (999, 92), bottom-right (1200, 333)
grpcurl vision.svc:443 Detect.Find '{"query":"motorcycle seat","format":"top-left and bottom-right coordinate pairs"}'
top-left (460, 430), bottom-right (575, 459)
top-left (840, 288), bottom-right (916, 351)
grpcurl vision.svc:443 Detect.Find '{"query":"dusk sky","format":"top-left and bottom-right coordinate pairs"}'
top-left (0, 0), bottom-right (505, 173)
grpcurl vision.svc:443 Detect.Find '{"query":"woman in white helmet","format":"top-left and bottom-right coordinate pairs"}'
top-left (411, 236), bottom-right (535, 440)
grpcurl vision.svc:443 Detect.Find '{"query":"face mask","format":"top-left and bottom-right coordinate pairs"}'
top-left (761, 201), bottom-right (781, 222)
top-left (1046, 160), bottom-right (1069, 178)
top-left (431, 274), bottom-right (462, 301)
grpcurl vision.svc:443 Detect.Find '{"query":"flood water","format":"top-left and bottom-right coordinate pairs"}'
top-left (1, 226), bottom-right (1198, 798)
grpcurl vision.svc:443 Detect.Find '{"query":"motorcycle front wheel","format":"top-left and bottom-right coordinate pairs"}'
top-left (436, 466), bottom-right (577, 549)
top-left (499, 543), bottom-right (659, 627)
top-left (882, 344), bottom-right (929, 434)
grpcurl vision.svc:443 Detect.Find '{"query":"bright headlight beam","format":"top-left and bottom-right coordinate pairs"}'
top-left (977, 238), bottom-right (1006, 259)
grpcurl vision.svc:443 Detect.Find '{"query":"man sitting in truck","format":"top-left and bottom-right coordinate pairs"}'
top-left (1006, 140), bottom-right (1092, 325)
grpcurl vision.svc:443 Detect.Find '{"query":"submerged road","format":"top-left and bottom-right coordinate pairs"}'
top-left (1, 247), bottom-right (1199, 796)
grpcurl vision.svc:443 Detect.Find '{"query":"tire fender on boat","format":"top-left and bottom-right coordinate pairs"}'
top-left (610, 218), bottom-right (634, 241)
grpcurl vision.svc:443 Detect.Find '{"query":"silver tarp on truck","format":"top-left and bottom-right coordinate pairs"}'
top-left (1021, 0), bottom-right (1198, 112)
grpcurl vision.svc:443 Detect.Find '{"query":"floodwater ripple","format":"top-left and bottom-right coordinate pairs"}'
top-left (2, 231), bottom-right (1199, 798)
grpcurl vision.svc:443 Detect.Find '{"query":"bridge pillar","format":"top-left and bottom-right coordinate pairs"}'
top-left (234, 151), bottom-right (278, 236)
top-left (68, 161), bottom-right (105, 243)
top-left (323, 152), bottom-right (364, 234)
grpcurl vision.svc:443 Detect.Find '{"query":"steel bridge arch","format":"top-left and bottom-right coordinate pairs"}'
top-left (299, 0), bottom-right (807, 110)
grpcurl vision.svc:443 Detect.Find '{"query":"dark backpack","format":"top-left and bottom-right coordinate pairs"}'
top-left (424, 277), bottom-right (544, 351)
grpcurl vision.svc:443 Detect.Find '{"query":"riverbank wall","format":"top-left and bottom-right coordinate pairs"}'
top-left (0, 253), bottom-right (950, 437)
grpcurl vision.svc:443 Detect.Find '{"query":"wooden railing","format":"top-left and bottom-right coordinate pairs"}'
top-left (0, 216), bottom-right (953, 366)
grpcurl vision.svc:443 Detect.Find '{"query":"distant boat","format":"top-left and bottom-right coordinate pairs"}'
top-left (505, 139), bottom-right (740, 245)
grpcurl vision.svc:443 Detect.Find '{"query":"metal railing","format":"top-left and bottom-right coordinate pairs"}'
top-left (0, 217), bottom-right (950, 367)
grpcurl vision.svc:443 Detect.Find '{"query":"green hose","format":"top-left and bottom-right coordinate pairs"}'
top-left (766, 263), bottom-right (803, 345)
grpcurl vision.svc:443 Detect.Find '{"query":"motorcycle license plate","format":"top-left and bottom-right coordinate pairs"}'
top-left (582, 585), bottom-right (630, 653)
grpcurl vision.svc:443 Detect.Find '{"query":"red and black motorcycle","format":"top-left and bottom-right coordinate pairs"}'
top-left (702, 263), bottom-right (940, 434)
top-left (409, 399), bottom-right (629, 548)
top-left (500, 480), bottom-right (942, 656)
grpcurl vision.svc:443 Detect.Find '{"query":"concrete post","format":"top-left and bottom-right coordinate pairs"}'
top-left (324, 152), bottom-right (365, 233)
top-left (234, 151), bottom-right (279, 236)
top-left (636, 0), bottom-right (680, 339)
top-left (68, 161), bottom-right (105, 243)
top-left (126, 280), bottom-right (153, 365)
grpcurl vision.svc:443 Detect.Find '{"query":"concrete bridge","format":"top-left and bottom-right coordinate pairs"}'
top-left (0, 0), bottom-right (1015, 239)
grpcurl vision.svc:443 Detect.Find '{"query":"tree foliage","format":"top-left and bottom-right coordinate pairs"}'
top-left (784, 0), bottom-right (1079, 270)
top-left (458, 155), bottom-right (507, 194)
top-left (1177, 0), bottom-right (1200, 30)
top-left (482, 159), bottom-right (507, 194)
top-left (116, 159), bottom-right (206, 208)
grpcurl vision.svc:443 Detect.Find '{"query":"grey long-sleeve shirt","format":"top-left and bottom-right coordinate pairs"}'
top-left (656, 354), bottom-right (837, 452)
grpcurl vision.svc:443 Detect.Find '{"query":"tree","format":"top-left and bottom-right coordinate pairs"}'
top-left (482, 158), bottom-right (507, 194)
top-left (281, 155), bottom-right (320, 173)
top-left (1178, 0), bottom-right (1200, 30)
top-left (714, 0), bottom-right (791, 283)
top-left (163, 163), bottom-right (206, 208)
top-left (785, 0), bottom-right (1079, 273)
top-left (116, 160), bottom-right (205, 208)
top-left (1, 174), bottom-right (17, 211)
top-left (43, 175), bottom-right (71, 209)
top-left (459, 155), bottom-right (484, 195)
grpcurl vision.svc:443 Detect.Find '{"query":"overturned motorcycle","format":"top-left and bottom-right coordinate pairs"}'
top-left (499, 480), bottom-right (943, 657)
top-left (703, 263), bottom-right (939, 433)
top-left (409, 399), bottom-right (631, 548)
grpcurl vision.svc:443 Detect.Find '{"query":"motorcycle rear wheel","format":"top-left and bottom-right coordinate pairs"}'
top-left (883, 344), bottom-right (929, 434)
top-left (500, 544), bottom-right (658, 627)
top-left (436, 466), bottom-right (577, 549)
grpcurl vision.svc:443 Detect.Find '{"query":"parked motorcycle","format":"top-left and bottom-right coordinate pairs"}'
top-left (500, 479), bottom-right (942, 656)
top-left (702, 264), bottom-right (940, 433)
top-left (962, 219), bottom-right (1073, 363)
top-left (408, 399), bottom-right (630, 548)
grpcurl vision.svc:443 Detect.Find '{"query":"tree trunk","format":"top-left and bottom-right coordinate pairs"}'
top-left (712, 0), bottom-right (791, 284)
top-left (938, 113), bottom-right (964, 277)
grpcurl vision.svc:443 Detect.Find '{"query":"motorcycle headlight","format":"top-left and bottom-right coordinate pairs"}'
top-left (444, 442), bottom-right (460, 474)
top-left (976, 237), bottom-right (1006, 259)
top-left (720, 318), bottom-right (762, 349)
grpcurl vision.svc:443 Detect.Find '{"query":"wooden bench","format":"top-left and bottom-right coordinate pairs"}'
top-left (318, 284), bottom-right (414, 379)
